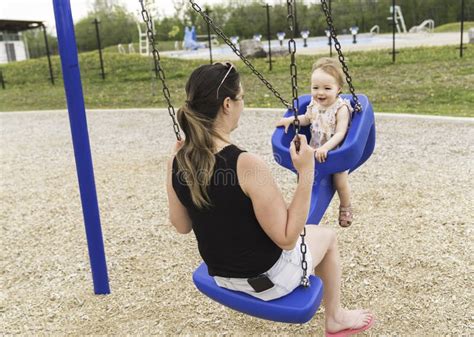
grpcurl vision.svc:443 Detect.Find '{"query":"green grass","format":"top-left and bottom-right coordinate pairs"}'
top-left (0, 45), bottom-right (473, 117)
top-left (435, 21), bottom-right (474, 32)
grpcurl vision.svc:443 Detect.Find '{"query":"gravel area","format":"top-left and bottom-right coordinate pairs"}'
top-left (1, 108), bottom-right (473, 335)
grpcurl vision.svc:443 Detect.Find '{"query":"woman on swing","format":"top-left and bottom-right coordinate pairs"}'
top-left (166, 63), bottom-right (374, 336)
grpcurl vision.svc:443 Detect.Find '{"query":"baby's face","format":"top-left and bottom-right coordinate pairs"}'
top-left (310, 69), bottom-right (340, 108)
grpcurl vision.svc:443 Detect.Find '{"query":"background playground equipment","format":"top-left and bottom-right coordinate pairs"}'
top-left (370, 25), bottom-right (380, 35)
top-left (137, 20), bottom-right (153, 55)
top-left (230, 36), bottom-right (239, 48)
top-left (387, 5), bottom-right (407, 33)
top-left (117, 43), bottom-right (135, 54)
top-left (409, 19), bottom-right (435, 33)
top-left (183, 26), bottom-right (204, 50)
top-left (183, 26), bottom-right (218, 51)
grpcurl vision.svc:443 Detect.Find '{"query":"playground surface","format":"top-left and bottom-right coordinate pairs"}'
top-left (162, 32), bottom-right (468, 60)
top-left (1, 108), bottom-right (473, 335)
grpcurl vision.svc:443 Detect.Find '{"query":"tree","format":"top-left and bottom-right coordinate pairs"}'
top-left (23, 28), bottom-right (58, 59)
top-left (75, 5), bottom-right (137, 52)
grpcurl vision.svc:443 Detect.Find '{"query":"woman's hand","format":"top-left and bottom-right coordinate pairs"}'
top-left (290, 135), bottom-right (315, 174)
top-left (315, 147), bottom-right (328, 163)
top-left (171, 139), bottom-right (185, 155)
top-left (275, 117), bottom-right (294, 134)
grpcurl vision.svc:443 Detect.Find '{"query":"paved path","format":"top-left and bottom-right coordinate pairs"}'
top-left (162, 32), bottom-right (469, 60)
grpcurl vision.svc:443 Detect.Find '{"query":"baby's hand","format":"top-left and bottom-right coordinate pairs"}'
top-left (315, 147), bottom-right (328, 163)
top-left (276, 117), bottom-right (293, 134)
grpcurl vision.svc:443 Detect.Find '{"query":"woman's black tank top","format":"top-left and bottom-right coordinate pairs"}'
top-left (172, 145), bottom-right (282, 278)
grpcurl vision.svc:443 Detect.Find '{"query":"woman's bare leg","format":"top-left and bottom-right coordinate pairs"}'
top-left (304, 226), bottom-right (373, 332)
top-left (333, 172), bottom-right (351, 208)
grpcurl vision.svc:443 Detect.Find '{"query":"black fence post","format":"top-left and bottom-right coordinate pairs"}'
top-left (93, 18), bottom-right (105, 80)
top-left (205, 8), bottom-right (213, 64)
top-left (41, 24), bottom-right (55, 84)
top-left (391, 0), bottom-right (396, 63)
top-left (460, 0), bottom-right (466, 58)
top-left (0, 69), bottom-right (5, 89)
top-left (264, 4), bottom-right (273, 71)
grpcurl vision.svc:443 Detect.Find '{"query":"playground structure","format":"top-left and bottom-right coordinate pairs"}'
top-left (387, 5), bottom-right (407, 33)
top-left (370, 25), bottom-right (380, 35)
top-left (117, 43), bottom-right (136, 54)
top-left (137, 21), bottom-right (152, 55)
top-left (409, 19), bottom-right (435, 33)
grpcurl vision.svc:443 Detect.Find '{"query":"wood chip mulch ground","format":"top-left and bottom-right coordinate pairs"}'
top-left (1, 109), bottom-right (472, 335)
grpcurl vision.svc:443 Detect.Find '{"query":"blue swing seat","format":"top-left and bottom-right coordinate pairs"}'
top-left (272, 94), bottom-right (376, 225)
top-left (193, 262), bottom-right (324, 323)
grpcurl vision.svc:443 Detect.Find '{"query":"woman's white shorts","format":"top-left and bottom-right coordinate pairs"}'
top-left (213, 237), bottom-right (314, 301)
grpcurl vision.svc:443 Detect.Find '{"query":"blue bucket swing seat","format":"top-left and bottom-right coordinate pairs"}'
top-left (271, 94), bottom-right (376, 225)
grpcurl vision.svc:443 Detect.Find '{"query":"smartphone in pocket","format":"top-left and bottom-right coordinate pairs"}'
top-left (247, 274), bottom-right (275, 293)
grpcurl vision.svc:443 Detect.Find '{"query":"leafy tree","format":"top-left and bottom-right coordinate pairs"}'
top-left (23, 28), bottom-right (58, 59)
top-left (75, 5), bottom-right (137, 52)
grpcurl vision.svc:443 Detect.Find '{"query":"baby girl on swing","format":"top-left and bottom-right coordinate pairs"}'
top-left (277, 57), bottom-right (354, 227)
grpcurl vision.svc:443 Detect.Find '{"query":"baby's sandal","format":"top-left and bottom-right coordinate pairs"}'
top-left (339, 205), bottom-right (353, 227)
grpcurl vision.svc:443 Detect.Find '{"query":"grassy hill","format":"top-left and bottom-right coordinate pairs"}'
top-left (434, 21), bottom-right (474, 32)
top-left (0, 45), bottom-right (473, 117)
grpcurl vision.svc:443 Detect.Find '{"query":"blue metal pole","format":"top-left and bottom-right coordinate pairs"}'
top-left (52, 0), bottom-right (110, 294)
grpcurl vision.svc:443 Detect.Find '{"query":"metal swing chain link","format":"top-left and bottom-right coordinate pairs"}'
top-left (189, 0), bottom-right (291, 109)
top-left (287, 0), bottom-right (300, 138)
top-left (139, 0), bottom-right (182, 140)
top-left (287, 0), bottom-right (309, 288)
top-left (320, 0), bottom-right (361, 113)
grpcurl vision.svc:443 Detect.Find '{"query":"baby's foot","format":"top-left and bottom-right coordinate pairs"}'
top-left (326, 308), bottom-right (373, 334)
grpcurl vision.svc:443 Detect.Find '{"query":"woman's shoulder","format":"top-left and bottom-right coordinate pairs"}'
top-left (236, 151), bottom-right (271, 178)
top-left (237, 152), bottom-right (273, 196)
top-left (237, 151), bottom-right (266, 167)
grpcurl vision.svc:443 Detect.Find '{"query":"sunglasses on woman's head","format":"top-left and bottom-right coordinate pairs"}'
top-left (215, 62), bottom-right (234, 99)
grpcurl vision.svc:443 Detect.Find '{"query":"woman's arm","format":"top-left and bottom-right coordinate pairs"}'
top-left (238, 137), bottom-right (315, 250)
top-left (166, 156), bottom-right (193, 234)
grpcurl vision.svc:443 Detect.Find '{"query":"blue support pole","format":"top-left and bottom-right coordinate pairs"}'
top-left (52, 0), bottom-right (110, 294)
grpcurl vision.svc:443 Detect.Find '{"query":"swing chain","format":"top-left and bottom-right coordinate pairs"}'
top-left (287, 0), bottom-right (309, 288)
top-left (188, 0), bottom-right (291, 109)
top-left (139, 0), bottom-right (182, 140)
top-left (300, 227), bottom-right (310, 287)
top-left (320, 0), bottom-right (362, 113)
top-left (286, 0), bottom-right (301, 139)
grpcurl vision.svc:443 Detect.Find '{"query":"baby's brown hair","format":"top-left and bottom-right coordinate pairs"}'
top-left (311, 57), bottom-right (345, 89)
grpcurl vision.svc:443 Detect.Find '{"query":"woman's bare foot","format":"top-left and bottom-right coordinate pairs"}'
top-left (326, 308), bottom-right (373, 333)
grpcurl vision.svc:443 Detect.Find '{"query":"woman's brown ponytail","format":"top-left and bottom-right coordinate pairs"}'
top-left (175, 63), bottom-right (240, 209)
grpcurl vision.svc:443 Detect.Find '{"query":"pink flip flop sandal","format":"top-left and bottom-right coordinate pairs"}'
top-left (325, 316), bottom-right (375, 337)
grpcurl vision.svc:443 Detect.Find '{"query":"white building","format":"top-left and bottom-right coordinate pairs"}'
top-left (0, 20), bottom-right (45, 64)
top-left (0, 31), bottom-right (28, 63)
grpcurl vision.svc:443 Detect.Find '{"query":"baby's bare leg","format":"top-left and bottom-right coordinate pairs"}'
top-left (333, 171), bottom-right (351, 207)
